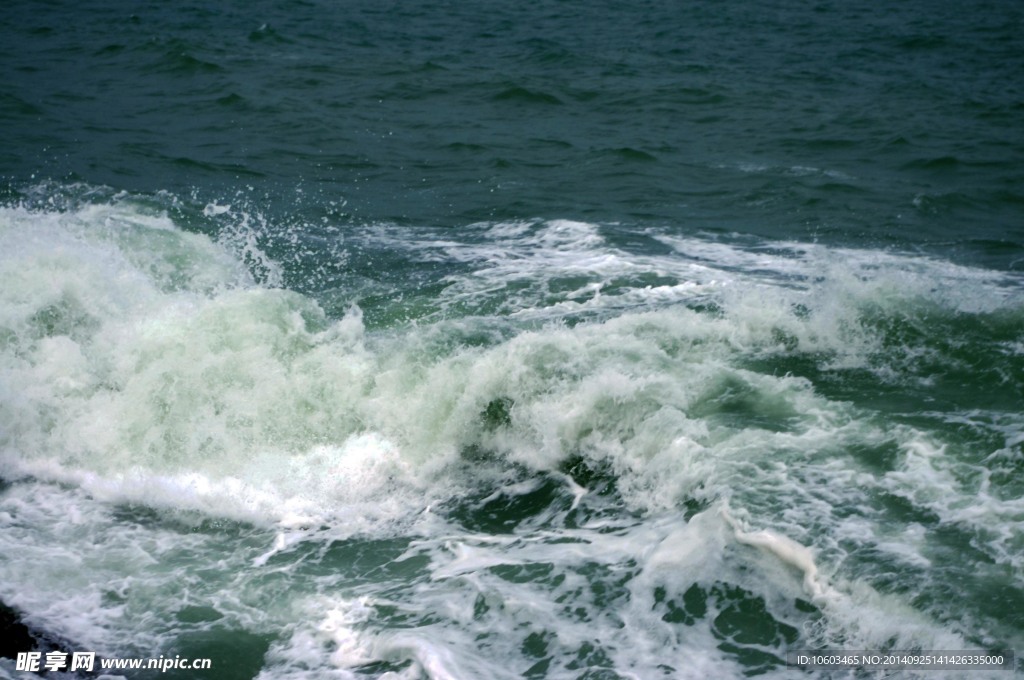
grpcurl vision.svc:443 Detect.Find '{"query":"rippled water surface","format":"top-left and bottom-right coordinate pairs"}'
top-left (1, 1), bottom-right (1022, 678)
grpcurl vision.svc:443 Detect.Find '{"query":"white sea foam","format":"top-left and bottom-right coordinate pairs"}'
top-left (1, 202), bottom-right (1020, 676)
top-left (883, 433), bottom-right (1024, 580)
top-left (252, 504), bottom-right (974, 679)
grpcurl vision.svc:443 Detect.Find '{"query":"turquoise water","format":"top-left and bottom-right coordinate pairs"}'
top-left (1, 1), bottom-right (1022, 678)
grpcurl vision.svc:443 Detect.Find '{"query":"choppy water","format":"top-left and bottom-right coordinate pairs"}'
top-left (1, 1), bottom-right (1022, 678)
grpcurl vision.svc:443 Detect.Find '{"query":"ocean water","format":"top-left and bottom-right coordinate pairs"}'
top-left (1, 1), bottom-right (1022, 678)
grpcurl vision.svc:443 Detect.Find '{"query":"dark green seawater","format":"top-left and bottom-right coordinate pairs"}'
top-left (1, 1), bottom-right (1022, 678)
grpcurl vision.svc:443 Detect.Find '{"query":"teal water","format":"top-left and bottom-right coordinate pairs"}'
top-left (1, 1), bottom-right (1022, 678)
